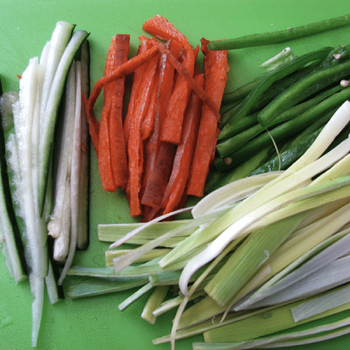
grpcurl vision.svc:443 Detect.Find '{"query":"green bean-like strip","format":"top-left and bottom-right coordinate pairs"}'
top-left (208, 14), bottom-right (350, 51)
top-left (215, 86), bottom-right (350, 172)
top-left (258, 58), bottom-right (350, 128)
top-left (219, 47), bottom-right (332, 138)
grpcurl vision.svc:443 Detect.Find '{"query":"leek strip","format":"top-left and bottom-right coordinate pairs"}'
top-left (235, 228), bottom-right (350, 310)
top-left (105, 248), bottom-right (171, 266)
top-left (66, 277), bottom-right (149, 299)
top-left (98, 220), bottom-right (191, 243)
top-left (192, 316), bottom-right (350, 349)
top-left (118, 282), bottom-right (153, 311)
top-left (191, 171), bottom-right (282, 219)
top-left (109, 207), bottom-right (193, 249)
top-left (179, 176), bottom-right (350, 296)
top-left (111, 210), bottom-right (222, 274)
top-left (203, 286), bottom-right (350, 343)
top-left (246, 256), bottom-right (350, 310)
top-left (291, 283), bottom-right (350, 323)
top-left (204, 213), bottom-right (306, 307)
top-left (141, 285), bottom-right (169, 324)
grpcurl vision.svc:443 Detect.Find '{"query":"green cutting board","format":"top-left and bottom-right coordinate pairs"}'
top-left (1, 0), bottom-right (350, 349)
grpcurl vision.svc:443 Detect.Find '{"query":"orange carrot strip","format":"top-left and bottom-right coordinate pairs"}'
top-left (141, 67), bottom-right (159, 141)
top-left (127, 52), bottom-right (160, 217)
top-left (161, 74), bottom-right (204, 214)
top-left (155, 42), bottom-right (220, 119)
top-left (124, 36), bottom-right (154, 145)
top-left (85, 43), bottom-right (159, 121)
top-left (97, 36), bottom-right (120, 192)
top-left (109, 34), bottom-right (130, 190)
top-left (187, 38), bottom-right (229, 197)
top-left (143, 15), bottom-right (196, 145)
top-left (141, 40), bottom-right (182, 211)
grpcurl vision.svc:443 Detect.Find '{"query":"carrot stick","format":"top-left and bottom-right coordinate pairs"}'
top-left (97, 36), bottom-right (120, 192)
top-left (141, 40), bottom-right (182, 211)
top-left (126, 51), bottom-right (160, 217)
top-left (161, 74), bottom-right (204, 214)
top-left (141, 68), bottom-right (159, 141)
top-left (155, 42), bottom-right (220, 119)
top-left (109, 34), bottom-right (130, 190)
top-left (85, 43), bottom-right (159, 120)
top-left (187, 38), bottom-right (229, 197)
top-left (124, 36), bottom-right (154, 145)
top-left (143, 15), bottom-right (196, 145)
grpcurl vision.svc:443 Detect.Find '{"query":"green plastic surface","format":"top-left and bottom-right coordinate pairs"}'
top-left (2, 1), bottom-right (350, 349)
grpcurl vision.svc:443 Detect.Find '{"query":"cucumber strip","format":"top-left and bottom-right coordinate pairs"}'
top-left (58, 61), bottom-right (83, 285)
top-left (0, 84), bottom-right (27, 283)
top-left (38, 29), bottom-right (89, 214)
top-left (76, 40), bottom-right (90, 250)
top-left (48, 62), bottom-right (76, 242)
top-left (39, 21), bottom-right (75, 125)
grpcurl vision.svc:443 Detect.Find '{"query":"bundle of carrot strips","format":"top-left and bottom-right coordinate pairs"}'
top-left (84, 15), bottom-right (229, 220)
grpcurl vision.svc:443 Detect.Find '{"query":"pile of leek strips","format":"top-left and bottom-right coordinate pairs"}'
top-left (67, 100), bottom-right (350, 349)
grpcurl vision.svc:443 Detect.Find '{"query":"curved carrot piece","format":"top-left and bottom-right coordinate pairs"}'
top-left (161, 74), bottom-right (204, 214)
top-left (187, 38), bottom-right (229, 197)
top-left (124, 36), bottom-right (153, 145)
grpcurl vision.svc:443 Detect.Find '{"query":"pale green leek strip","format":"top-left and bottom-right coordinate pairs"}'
top-left (105, 248), bottom-right (171, 266)
top-left (291, 283), bottom-right (350, 323)
top-left (111, 210), bottom-right (222, 274)
top-left (229, 198), bottom-right (350, 306)
top-left (109, 207), bottom-right (193, 249)
top-left (192, 315), bottom-right (350, 349)
top-left (249, 256), bottom-right (350, 311)
top-left (141, 285), bottom-right (169, 324)
top-left (203, 284), bottom-right (350, 343)
top-left (66, 276), bottom-right (149, 299)
top-left (118, 282), bottom-right (153, 311)
top-left (235, 227), bottom-right (350, 310)
top-left (179, 175), bottom-right (350, 296)
top-left (98, 220), bottom-right (191, 244)
top-left (204, 213), bottom-right (306, 307)
top-left (152, 290), bottom-right (205, 317)
top-left (191, 171), bottom-right (282, 219)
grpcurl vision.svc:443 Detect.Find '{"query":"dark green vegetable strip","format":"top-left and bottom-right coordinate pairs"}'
top-left (215, 87), bottom-right (350, 172)
top-left (208, 14), bottom-right (350, 50)
top-left (250, 128), bottom-right (322, 176)
top-left (220, 111), bottom-right (258, 137)
top-left (258, 58), bottom-right (350, 128)
top-left (217, 83), bottom-right (346, 159)
top-left (218, 47), bottom-right (332, 137)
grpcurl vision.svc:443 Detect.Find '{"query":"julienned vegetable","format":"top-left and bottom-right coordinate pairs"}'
top-left (0, 21), bottom-right (90, 347)
top-left (85, 15), bottom-right (229, 219)
top-left (208, 13), bottom-right (350, 50)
